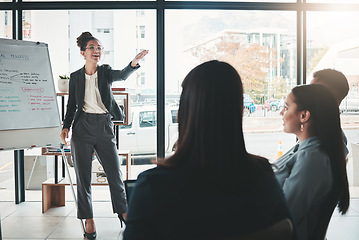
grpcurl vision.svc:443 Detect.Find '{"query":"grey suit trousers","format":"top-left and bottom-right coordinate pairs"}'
top-left (71, 112), bottom-right (127, 219)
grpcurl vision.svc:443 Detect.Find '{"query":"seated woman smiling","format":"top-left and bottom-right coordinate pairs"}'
top-left (274, 84), bottom-right (350, 240)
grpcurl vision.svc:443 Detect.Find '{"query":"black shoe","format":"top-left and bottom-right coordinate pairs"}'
top-left (118, 214), bottom-right (126, 228)
top-left (84, 231), bottom-right (97, 240)
top-left (84, 221), bottom-right (97, 240)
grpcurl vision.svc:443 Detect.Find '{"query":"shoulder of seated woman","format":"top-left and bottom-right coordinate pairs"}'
top-left (295, 147), bottom-right (330, 165)
top-left (138, 165), bottom-right (179, 180)
top-left (248, 154), bottom-right (271, 165)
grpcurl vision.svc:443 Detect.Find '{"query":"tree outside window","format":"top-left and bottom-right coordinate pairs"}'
top-left (189, 31), bottom-right (289, 104)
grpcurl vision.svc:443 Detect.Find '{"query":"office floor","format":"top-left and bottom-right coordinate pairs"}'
top-left (1, 186), bottom-right (124, 240)
top-left (1, 187), bottom-right (359, 240)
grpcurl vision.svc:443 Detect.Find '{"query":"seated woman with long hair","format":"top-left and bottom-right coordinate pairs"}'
top-left (123, 60), bottom-right (294, 240)
top-left (274, 84), bottom-right (350, 240)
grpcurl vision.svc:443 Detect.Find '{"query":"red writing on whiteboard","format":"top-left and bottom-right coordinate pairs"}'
top-left (21, 87), bottom-right (44, 93)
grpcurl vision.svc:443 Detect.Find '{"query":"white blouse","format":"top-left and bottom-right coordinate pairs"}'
top-left (82, 71), bottom-right (108, 114)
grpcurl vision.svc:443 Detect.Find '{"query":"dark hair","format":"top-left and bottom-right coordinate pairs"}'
top-left (76, 32), bottom-right (98, 51)
top-left (313, 69), bottom-right (349, 104)
top-left (160, 60), bottom-right (269, 190)
top-left (292, 84), bottom-right (349, 214)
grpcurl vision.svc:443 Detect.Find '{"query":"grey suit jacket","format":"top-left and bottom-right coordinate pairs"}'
top-left (274, 136), bottom-right (332, 240)
top-left (63, 63), bottom-right (139, 129)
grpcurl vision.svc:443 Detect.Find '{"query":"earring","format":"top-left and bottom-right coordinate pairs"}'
top-left (300, 124), bottom-right (304, 132)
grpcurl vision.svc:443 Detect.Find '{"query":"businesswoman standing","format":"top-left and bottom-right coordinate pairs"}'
top-left (60, 32), bottom-right (148, 240)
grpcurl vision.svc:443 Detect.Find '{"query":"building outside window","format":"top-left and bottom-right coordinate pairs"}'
top-left (139, 25), bottom-right (145, 38)
top-left (0, 11), bottom-right (11, 38)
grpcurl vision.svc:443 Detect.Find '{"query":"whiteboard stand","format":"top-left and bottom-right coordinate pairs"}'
top-left (60, 144), bottom-right (86, 235)
top-left (26, 155), bottom-right (40, 189)
top-left (0, 39), bottom-right (63, 204)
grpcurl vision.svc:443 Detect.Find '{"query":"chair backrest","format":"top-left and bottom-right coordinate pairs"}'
top-left (220, 218), bottom-right (293, 240)
top-left (311, 190), bottom-right (339, 240)
top-left (124, 179), bottom-right (137, 203)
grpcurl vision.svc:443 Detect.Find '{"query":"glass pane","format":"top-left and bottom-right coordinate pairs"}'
top-left (165, 10), bottom-right (297, 160)
top-left (0, 149), bottom-right (13, 200)
top-left (307, 11), bottom-right (359, 187)
top-left (23, 10), bottom-right (157, 178)
top-left (0, 11), bottom-right (13, 198)
top-left (0, 10), bottom-right (12, 38)
top-left (306, 11), bottom-right (359, 112)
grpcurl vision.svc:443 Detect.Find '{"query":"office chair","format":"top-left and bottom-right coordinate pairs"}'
top-left (220, 218), bottom-right (293, 240)
top-left (311, 190), bottom-right (339, 240)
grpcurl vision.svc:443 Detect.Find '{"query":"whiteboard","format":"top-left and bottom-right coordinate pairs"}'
top-left (0, 38), bottom-right (62, 150)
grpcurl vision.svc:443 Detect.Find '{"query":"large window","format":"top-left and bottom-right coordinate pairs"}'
top-left (21, 9), bottom-right (157, 177)
top-left (165, 10), bottom-right (297, 159)
top-left (307, 11), bottom-right (359, 114)
top-left (165, 10), bottom-right (296, 106)
top-left (306, 11), bottom-right (359, 186)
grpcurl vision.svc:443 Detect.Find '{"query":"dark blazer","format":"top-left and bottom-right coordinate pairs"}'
top-left (123, 158), bottom-right (295, 240)
top-left (63, 63), bottom-right (139, 129)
